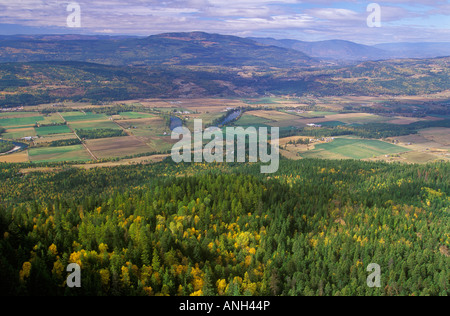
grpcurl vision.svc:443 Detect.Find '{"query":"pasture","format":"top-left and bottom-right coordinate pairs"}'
top-left (35, 125), bottom-right (73, 136)
top-left (235, 113), bottom-right (271, 127)
top-left (38, 113), bottom-right (65, 125)
top-left (62, 112), bottom-right (108, 122)
top-left (69, 120), bottom-right (120, 131)
top-left (249, 110), bottom-right (299, 122)
top-left (1, 127), bottom-right (36, 140)
top-left (119, 112), bottom-right (155, 119)
top-left (28, 145), bottom-right (91, 163)
top-left (0, 115), bottom-right (44, 128)
top-left (301, 138), bottom-right (410, 160)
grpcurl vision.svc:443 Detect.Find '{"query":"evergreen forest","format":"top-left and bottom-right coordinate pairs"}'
top-left (0, 159), bottom-right (448, 296)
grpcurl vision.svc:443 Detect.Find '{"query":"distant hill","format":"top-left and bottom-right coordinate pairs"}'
top-left (373, 42), bottom-right (450, 59)
top-left (1, 56), bottom-right (448, 107)
top-left (2, 32), bottom-right (448, 67)
top-left (250, 37), bottom-right (450, 62)
top-left (0, 32), bottom-right (317, 68)
top-left (249, 37), bottom-right (390, 62)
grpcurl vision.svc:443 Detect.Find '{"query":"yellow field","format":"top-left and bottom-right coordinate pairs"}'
top-left (419, 128), bottom-right (450, 146)
top-left (383, 127), bottom-right (450, 163)
top-left (33, 133), bottom-right (78, 145)
top-left (75, 154), bottom-right (170, 169)
top-left (250, 110), bottom-right (299, 122)
top-left (85, 136), bottom-right (152, 159)
top-left (0, 151), bottom-right (28, 163)
top-left (279, 136), bottom-right (322, 160)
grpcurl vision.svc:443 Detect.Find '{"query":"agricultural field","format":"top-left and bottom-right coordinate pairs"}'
top-left (0, 150), bottom-right (28, 163)
top-left (1, 127), bottom-right (36, 140)
top-left (296, 111), bottom-right (337, 118)
top-left (250, 110), bottom-right (299, 122)
top-left (0, 111), bottom-right (38, 118)
top-left (37, 113), bottom-right (65, 125)
top-left (35, 125), bottom-right (73, 136)
top-left (279, 136), bottom-right (312, 160)
top-left (85, 136), bottom-right (153, 159)
top-left (69, 120), bottom-right (120, 131)
top-left (0, 115), bottom-right (44, 128)
top-left (117, 117), bottom-right (175, 153)
top-left (235, 113), bottom-right (271, 127)
top-left (134, 98), bottom-right (247, 117)
top-left (300, 137), bottom-right (411, 160)
top-left (383, 127), bottom-right (450, 163)
top-left (419, 128), bottom-right (450, 147)
top-left (1, 97), bottom-right (449, 164)
top-left (184, 112), bottom-right (227, 130)
top-left (28, 145), bottom-right (92, 163)
top-left (33, 133), bottom-right (79, 145)
top-left (118, 112), bottom-right (155, 119)
top-left (62, 112), bottom-right (108, 122)
top-left (233, 110), bottom-right (398, 130)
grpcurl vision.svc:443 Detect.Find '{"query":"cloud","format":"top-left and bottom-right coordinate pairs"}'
top-left (0, 0), bottom-right (448, 44)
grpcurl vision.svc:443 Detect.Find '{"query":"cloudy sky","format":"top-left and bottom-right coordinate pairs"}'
top-left (0, 0), bottom-right (449, 44)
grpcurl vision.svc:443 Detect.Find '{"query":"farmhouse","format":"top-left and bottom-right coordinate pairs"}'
top-left (307, 123), bottom-right (322, 128)
top-left (21, 136), bottom-right (37, 141)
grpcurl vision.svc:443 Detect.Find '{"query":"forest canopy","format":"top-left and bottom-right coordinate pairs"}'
top-left (0, 159), bottom-right (448, 296)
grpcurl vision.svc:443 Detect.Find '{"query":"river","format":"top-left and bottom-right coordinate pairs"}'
top-left (0, 139), bottom-right (28, 155)
top-left (169, 116), bottom-right (183, 131)
top-left (217, 109), bottom-right (242, 126)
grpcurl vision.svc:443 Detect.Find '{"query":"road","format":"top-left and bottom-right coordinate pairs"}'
top-left (57, 112), bottom-right (98, 160)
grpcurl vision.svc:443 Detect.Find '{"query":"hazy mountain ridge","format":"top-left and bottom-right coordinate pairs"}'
top-left (1, 32), bottom-right (448, 66)
top-left (249, 37), bottom-right (389, 62)
top-left (0, 32), bottom-right (316, 68)
top-left (250, 37), bottom-right (450, 62)
top-left (373, 42), bottom-right (450, 59)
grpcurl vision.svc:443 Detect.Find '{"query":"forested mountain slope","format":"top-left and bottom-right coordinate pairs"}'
top-left (0, 32), bottom-right (316, 68)
top-left (1, 56), bottom-right (448, 107)
top-left (0, 159), bottom-right (448, 296)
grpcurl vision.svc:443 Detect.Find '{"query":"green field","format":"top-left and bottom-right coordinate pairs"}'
top-left (0, 112), bottom-right (37, 118)
top-left (320, 121), bottom-right (346, 127)
top-left (298, 111), bottom-right (336, 118)
top-left (235, 114), bottom-right (271, 127)
top-left (35, 125), bottom-right (73, 136)
top-left (69, 120), bottom-right (120, 131)
top-left (1, 128), bottom-right (36, 140)
top-left (242, 97), bottom-right (281, 104)
top-left (0, 115), bottom-right (44, 128)
top-left (58, 111), bottom-right (83, 117)
top-left (119, 112), bottom-right (155, 119)
top-left (38, 113), bottom-right (65, 125)
top-left (62, 112), bottom-right (108, 122)
top-left (28, 145), bottom-right (91, 163)
top-left (302, 138), bottom-right (411, 160)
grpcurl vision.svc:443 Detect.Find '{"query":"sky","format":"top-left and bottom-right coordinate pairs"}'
top-left (0, 0), bottom-right (449, 44)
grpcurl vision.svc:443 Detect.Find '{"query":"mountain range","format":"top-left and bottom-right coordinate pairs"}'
top-left (0, 32), bottom-right (315, 68)
top-left (249, 37), bottom-right (450, 62)
top-left (0, 32), bottom-right (449, 67)
top-left (0, 32), bottom-right (449, 106)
